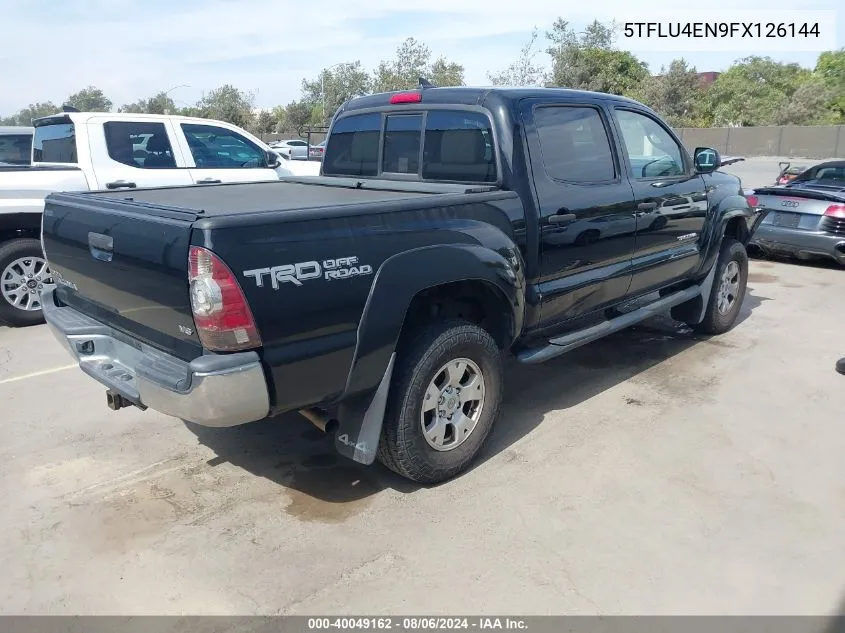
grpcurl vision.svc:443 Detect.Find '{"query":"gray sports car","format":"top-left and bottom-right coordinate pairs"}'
top-left (748, 160), bottom-right (845, 267)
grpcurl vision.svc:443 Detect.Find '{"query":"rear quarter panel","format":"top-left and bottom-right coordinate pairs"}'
top-left (194, 194), bottom-right (526, 413)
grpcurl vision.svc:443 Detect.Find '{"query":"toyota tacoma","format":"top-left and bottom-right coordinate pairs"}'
top-left (39, 86), bottom-right (767, 483)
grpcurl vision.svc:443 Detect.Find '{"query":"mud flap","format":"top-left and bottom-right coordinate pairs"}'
top-left (670, 256), bottom-right (718, 325)
top-left (334, 353), bottom-right (395, 465)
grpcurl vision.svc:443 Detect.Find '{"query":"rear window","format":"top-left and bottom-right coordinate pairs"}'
top-left (323, 109), bottom-right (496, 183)
top-left (383, 114), bottom-right (422, 174)
top-left (323, 113), bottom-right (381, 177)
top-left (422, 111), bottom-right (495, 183)
top-left (33, 119), bottom-right (77, 163)
top-left (0, 134), bottom-right (32, 165)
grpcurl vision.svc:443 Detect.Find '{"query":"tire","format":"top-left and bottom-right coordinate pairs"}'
top-left (377, 320), bottom-right (504, 484)
top-left (0, 238), bottom-right (52, 327)
top-left (689, 238), bottom-right (748, 335)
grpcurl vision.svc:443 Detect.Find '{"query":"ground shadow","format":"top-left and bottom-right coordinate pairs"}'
top-left (185, 289), bottom-right (769, 506)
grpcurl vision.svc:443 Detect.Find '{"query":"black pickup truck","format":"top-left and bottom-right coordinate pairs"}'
top-left (40, 87), bottom-right (766, 484)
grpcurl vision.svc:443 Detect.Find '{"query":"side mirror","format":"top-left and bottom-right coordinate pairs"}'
top-left (694, 147), bottom-right (720, 174)
top-left (265, 150), bottom-right (281, 168)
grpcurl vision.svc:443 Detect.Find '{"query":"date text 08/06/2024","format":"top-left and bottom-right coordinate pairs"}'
top-left (307, 617), bottom-right (528, 630)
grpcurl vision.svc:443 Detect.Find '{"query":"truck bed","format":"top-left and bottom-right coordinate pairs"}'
top-left (84, 176), bottom-right (498, 216)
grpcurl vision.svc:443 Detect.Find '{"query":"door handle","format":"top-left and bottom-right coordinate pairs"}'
top-left (548, 213), bottom-right (577, 225)
top-left (105, 180), bottom-right (136, 190)
top-left (638, 202), bottom-right (658, 211)
top-left (196, 178), bottom-right (222, 184)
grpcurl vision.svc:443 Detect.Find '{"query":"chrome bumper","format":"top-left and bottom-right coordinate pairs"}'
top-left (41, 290), bottom-right (270, 427)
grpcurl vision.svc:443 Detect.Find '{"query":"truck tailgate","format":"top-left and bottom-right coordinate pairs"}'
top-left (41, 191), bottom-right (202, 359)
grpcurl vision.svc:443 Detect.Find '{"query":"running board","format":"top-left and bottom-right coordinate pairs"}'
top-left (516, 285), bottom-right (702, 365)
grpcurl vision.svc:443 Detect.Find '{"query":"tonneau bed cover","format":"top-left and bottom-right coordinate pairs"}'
top-left (83, 176), bottom-right (500, 216)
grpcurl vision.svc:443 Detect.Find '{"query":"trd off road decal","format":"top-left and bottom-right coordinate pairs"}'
top-left (243, 256), bottom-right (373, 289)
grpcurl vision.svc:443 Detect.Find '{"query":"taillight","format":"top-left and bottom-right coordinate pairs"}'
top-left (389, 91), bottom-right (422, 104)
top-left (188, 246), bottom-right (261, 352)
top-left (745, 194), bottom-right (759, 208)
top-left (825, 204), bottom-right (845, 219)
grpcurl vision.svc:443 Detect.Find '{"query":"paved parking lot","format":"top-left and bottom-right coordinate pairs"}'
top-left (1, 158), bottom-right (843, 615)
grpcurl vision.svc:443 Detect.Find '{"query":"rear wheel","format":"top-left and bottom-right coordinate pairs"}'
top-left (689, 238), bottom-right (748, 335)
top-left (0, 239), bottom-right (53, 327)
top-left (377, 320), bottom-right (503, 484)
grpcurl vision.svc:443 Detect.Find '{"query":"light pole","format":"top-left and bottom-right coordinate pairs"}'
top-left (161, 84), bottom-right (190, 114)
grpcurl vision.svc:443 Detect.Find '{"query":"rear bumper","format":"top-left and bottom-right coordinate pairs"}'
top-left (41, 289), bottom-right (270, 427)
top-left (750, 225), bottom-right (845, 264)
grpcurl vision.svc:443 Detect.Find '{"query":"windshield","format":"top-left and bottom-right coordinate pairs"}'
top-left (0, 133), bottom-right (32, 165)
top-left (33, 118), bottom-right (77, 163)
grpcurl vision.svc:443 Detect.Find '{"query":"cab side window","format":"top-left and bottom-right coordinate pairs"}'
top-left (615, 110), bottom-right (686, 179)
top-left (533, 106), bottom-right (616, 183)
top-left (104, 121), bottom-right (177, 169)
top-left (181, 123), bottom-right (268, 168)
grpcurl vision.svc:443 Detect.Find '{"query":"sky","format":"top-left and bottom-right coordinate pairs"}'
top-left (0, 0), bottom-right (842, 116)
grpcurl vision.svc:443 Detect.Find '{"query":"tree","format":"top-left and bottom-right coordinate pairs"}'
top-left (0, 102), bottom-right (60, 125)
top-left (119, 92), bottom-right (176, 115)
top-left (66, 85), bottom-right (112, 112)
top-left (284, 100), bottom-right (313, 134)
top-left (271, 105), bottom-right (288, 132)
top-left (775, 77), bottom-right (837, 125)
top-left (301, 61), bottom-right (372, 124)
top-left (815, 48), bottom-right (845, 122)
top-left (249, 110), bottom-right (276, 135)
top-left (707, 56), bottom-right (809, 126)
top-left (488, 28), bottom-right (547, 87)
top-left (372, 37), bottom-right (464, 92)
top-left (545, 19), bottom-right (648, 95)
top-left (429, 57), bottom-right (464, 87)
top-left (637, 59), bottom-right (711, 127)
top-left (194, 84), bottom-right (255, 128)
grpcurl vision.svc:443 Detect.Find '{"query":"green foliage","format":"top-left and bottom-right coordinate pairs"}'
top-left (249, 110), bottom-right (277, 135)
top-left (372, 37), bottom-right (464, 92)
top-left (488, 28), bottom-right (547, 87)
top-left (429, 57), bottom-right (464, 88)
top-left (194, 84), bottom-right (255, 128)
top-left (636, 59), bottom-right (711, 127)
top-left (707, 56), bottom-right (809, 126)
top-left (3, 29), bottom-right (843, 132)
top-left (283, 100), bottom-right (314, 134)
top-left (815, 48), bottom-right (845, 122)
top-left (545, 19), bottom-right (648, 95)
top-left (66, 86), bottom-right (112, 112)
top-left (119, 92), bottom-right (177, 115)
top-left (301, 61), bottom-right (372, 124)
top-left (0, 102), bottom-right (60, 125)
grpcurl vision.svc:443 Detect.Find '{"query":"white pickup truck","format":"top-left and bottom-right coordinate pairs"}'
top-left (0, 110), bottom-right (319, 327)
top-left (0, 126), bottom-right (33, 166)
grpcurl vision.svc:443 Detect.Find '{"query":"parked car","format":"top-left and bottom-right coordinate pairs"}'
top-left (39, 86), bottom-right (766, 484)
top-left (775, 161), bottom-right (810, 186)
top-left (748, 160), bottom-right (845, 266)
top-left (309, 140), bottom-right (326, 161)
top-left (0, 126), bottom-right (33, 166)
top-left (269, 139), bottom-right (309, 160)
top-left (0, 111), bottom-right (303, 327)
